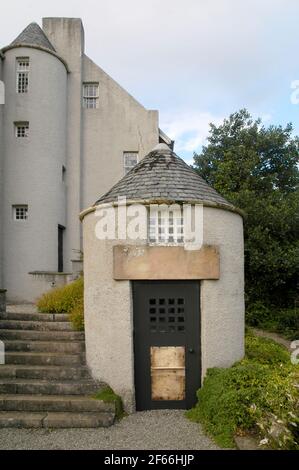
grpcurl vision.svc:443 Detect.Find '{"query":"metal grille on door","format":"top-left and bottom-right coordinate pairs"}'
top-left (149, 298), bottom-right (185, 333)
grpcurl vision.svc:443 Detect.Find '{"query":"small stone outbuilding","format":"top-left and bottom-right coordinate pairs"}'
top-left (80, 144), bottom-right (244, 412)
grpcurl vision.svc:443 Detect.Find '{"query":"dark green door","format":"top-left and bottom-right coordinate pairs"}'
top-left (133, 281), bottom-right (201, 411)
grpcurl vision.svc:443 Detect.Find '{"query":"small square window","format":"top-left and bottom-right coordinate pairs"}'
top-left (123, 152), bottom-right (138, 175)
top-left (83, 83), bottom-right (99, 109)
top-left (148, 208), bottom-right (184, 244)
top-left (13, 205), bottom-right (28, 221)
top-left (15, 122), bottom-right (29, 138)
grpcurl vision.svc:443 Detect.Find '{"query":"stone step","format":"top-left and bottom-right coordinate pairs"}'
top-left (0, 312), bottom-right (69, 322)
top-left (0, 320), bottom-right (73, 331)
top-left (4, 352), bottom-right (85, 366)
top-left (0, 394), bottom-right (113, 413)
top-left (0, 365), bottom-right (89, 380)
top-left (0, 329), bottom-right (84, 341)
top-left (0, 411), bottom-right (114, 428)
top-left (3, 340), bottom-right (85, 353)
top-left (0, 379), bottom-right (100, 395)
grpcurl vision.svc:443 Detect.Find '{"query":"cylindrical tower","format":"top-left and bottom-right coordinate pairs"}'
top-left (81, 143), bottom-right (245, 411)
top-left (1, 23), bottom-right (68, 301)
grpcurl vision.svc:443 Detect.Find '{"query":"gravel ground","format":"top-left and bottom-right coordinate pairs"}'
top-left (0, 410), bottom-right (219, 450)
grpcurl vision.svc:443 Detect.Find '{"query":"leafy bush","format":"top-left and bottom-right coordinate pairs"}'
top-left (187, 334), bottom-right (299, 449)
top-left (245, 332), bottom-right (290, 365)
top-left (37, 277), bottom-right (84, 331)
top-left (68, 297), bottom-right (84, 331)
top-left (246, 301), bottom-right (299, 340)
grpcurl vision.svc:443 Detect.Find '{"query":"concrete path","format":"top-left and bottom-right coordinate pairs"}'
top-left (251, 328), bottom-right (292, 351)
top-left (0, 410), bottom-right (219, 450)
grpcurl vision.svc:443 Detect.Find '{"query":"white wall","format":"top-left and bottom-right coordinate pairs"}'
top-left (201, 207), bottom-right (245, 377)
top-left (82, 55), bottom-right (159, 209)
top-left (1, 18), bottom-right (160, 301)
top-left (2, 47), bottom-right (67, 302)
top-left (82, 204), bottom-right (244, 411)
top-left (83, 211), bottom-right (135, 410)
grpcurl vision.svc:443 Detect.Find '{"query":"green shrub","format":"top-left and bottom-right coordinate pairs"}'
top-left (245, 332), bottom-right (290, 365)
top-left (37, 277), bottom-right (84, 330)
top-left (246, 302), bottom-right (299, 340)
top-left (93, 386), bottom-right (125, 420)
top-left (68, 297), bottom-right (84, 331)
top-left (187, 334), bottom-right (299, 449)
top-left (246, 301), bottom-right (272, 327)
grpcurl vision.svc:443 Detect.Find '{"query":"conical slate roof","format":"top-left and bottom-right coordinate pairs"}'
top-left (10, 22), bottom-right (55, 52)
top-left (95, 144), bottom-right (234, 209)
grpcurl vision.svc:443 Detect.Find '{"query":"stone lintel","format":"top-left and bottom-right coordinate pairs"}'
top-left (113, 245), bottom-right (219, 280)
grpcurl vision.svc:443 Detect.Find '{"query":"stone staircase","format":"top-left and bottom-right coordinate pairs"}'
top-left (0, 307), bottom-right (115, 428)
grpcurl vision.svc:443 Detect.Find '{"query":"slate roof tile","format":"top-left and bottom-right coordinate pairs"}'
top-left (95, 144), bottom-right (234, 209)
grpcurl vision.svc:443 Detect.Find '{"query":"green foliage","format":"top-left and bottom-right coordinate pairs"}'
top-left (187, 334), bottom-right (299, 449)
top-left (193, 109), bottom-right (299, 307)
top-left (68, 297), bottom-right (84, 331)
top-left (246, 302), bottom-right (299, 340)
top-left (245, 331), bottom-right (290, 365)
top-left (93, 386), bottom-right (125, 420)
top-left (37, 277), bottom-right (84, 331)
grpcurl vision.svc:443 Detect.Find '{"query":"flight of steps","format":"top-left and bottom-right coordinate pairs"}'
top-left (0, 307), bottom-right (115, 428)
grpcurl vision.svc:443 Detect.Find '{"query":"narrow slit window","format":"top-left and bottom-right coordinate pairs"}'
top-left (15, 122), bottom-right (29, 138)
top-left (83, 83), bottom-right (99, 109)
top-left (16, 57), bottom-right (29, 93)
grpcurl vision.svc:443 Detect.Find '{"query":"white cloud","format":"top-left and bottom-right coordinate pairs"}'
top-left (161, 110), bottom-right (223, 154)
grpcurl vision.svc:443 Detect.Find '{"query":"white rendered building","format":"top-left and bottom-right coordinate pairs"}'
top-left (0, 18), bottom-right (172, 302)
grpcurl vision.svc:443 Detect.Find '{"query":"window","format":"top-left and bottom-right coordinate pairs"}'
top-left (13, 205), bottom-right (28, 221)
top-left (15, 122), bottom-right (29, 138)
top-left (83, 83), bottom-right (99, 108)
top-left (124, 152), bottom-right (138, 174)
top-left (149, 208), bottom-right (184, 244)
top-left (62, 165), bottom-right (66, 182)
top-left (16, 57), bottom-right (29, 93)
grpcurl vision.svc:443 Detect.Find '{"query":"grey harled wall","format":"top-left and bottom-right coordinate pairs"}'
top-left (1, 17), bottom-right (160, 301)
top-left (43, 18), bottom-right (84, 272)
top-left (82, 55), bottom-right (159, 209)
top-left (2, 47), bottom-right (67, 301)
top-left (82, 205), bottom-right (244, 411)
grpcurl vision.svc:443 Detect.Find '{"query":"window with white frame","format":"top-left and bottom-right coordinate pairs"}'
top-left (83, 83), bottom-right (99, 108)
top-left (124, 152), bottom-right (138, 174)
top-left (16, 57), bottom-right (29, 93)
top-left (148, 207), bottom-right (184, 244)
top-left (13, 205), bottom-right (28, 221)
top-left (15, 122), bottom-right (29, 138)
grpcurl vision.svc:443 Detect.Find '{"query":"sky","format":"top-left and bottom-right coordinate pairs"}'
top-left (1, 0), bottom-right (299, 163)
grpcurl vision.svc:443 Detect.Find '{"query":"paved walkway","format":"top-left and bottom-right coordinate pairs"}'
top-left (251, 327), bottom-right (292, 351)
top-left (0, 410), bottom-right (219, 450)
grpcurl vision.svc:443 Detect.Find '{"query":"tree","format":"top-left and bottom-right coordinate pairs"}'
top-left (193, 109), bottom-right (299, 306)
